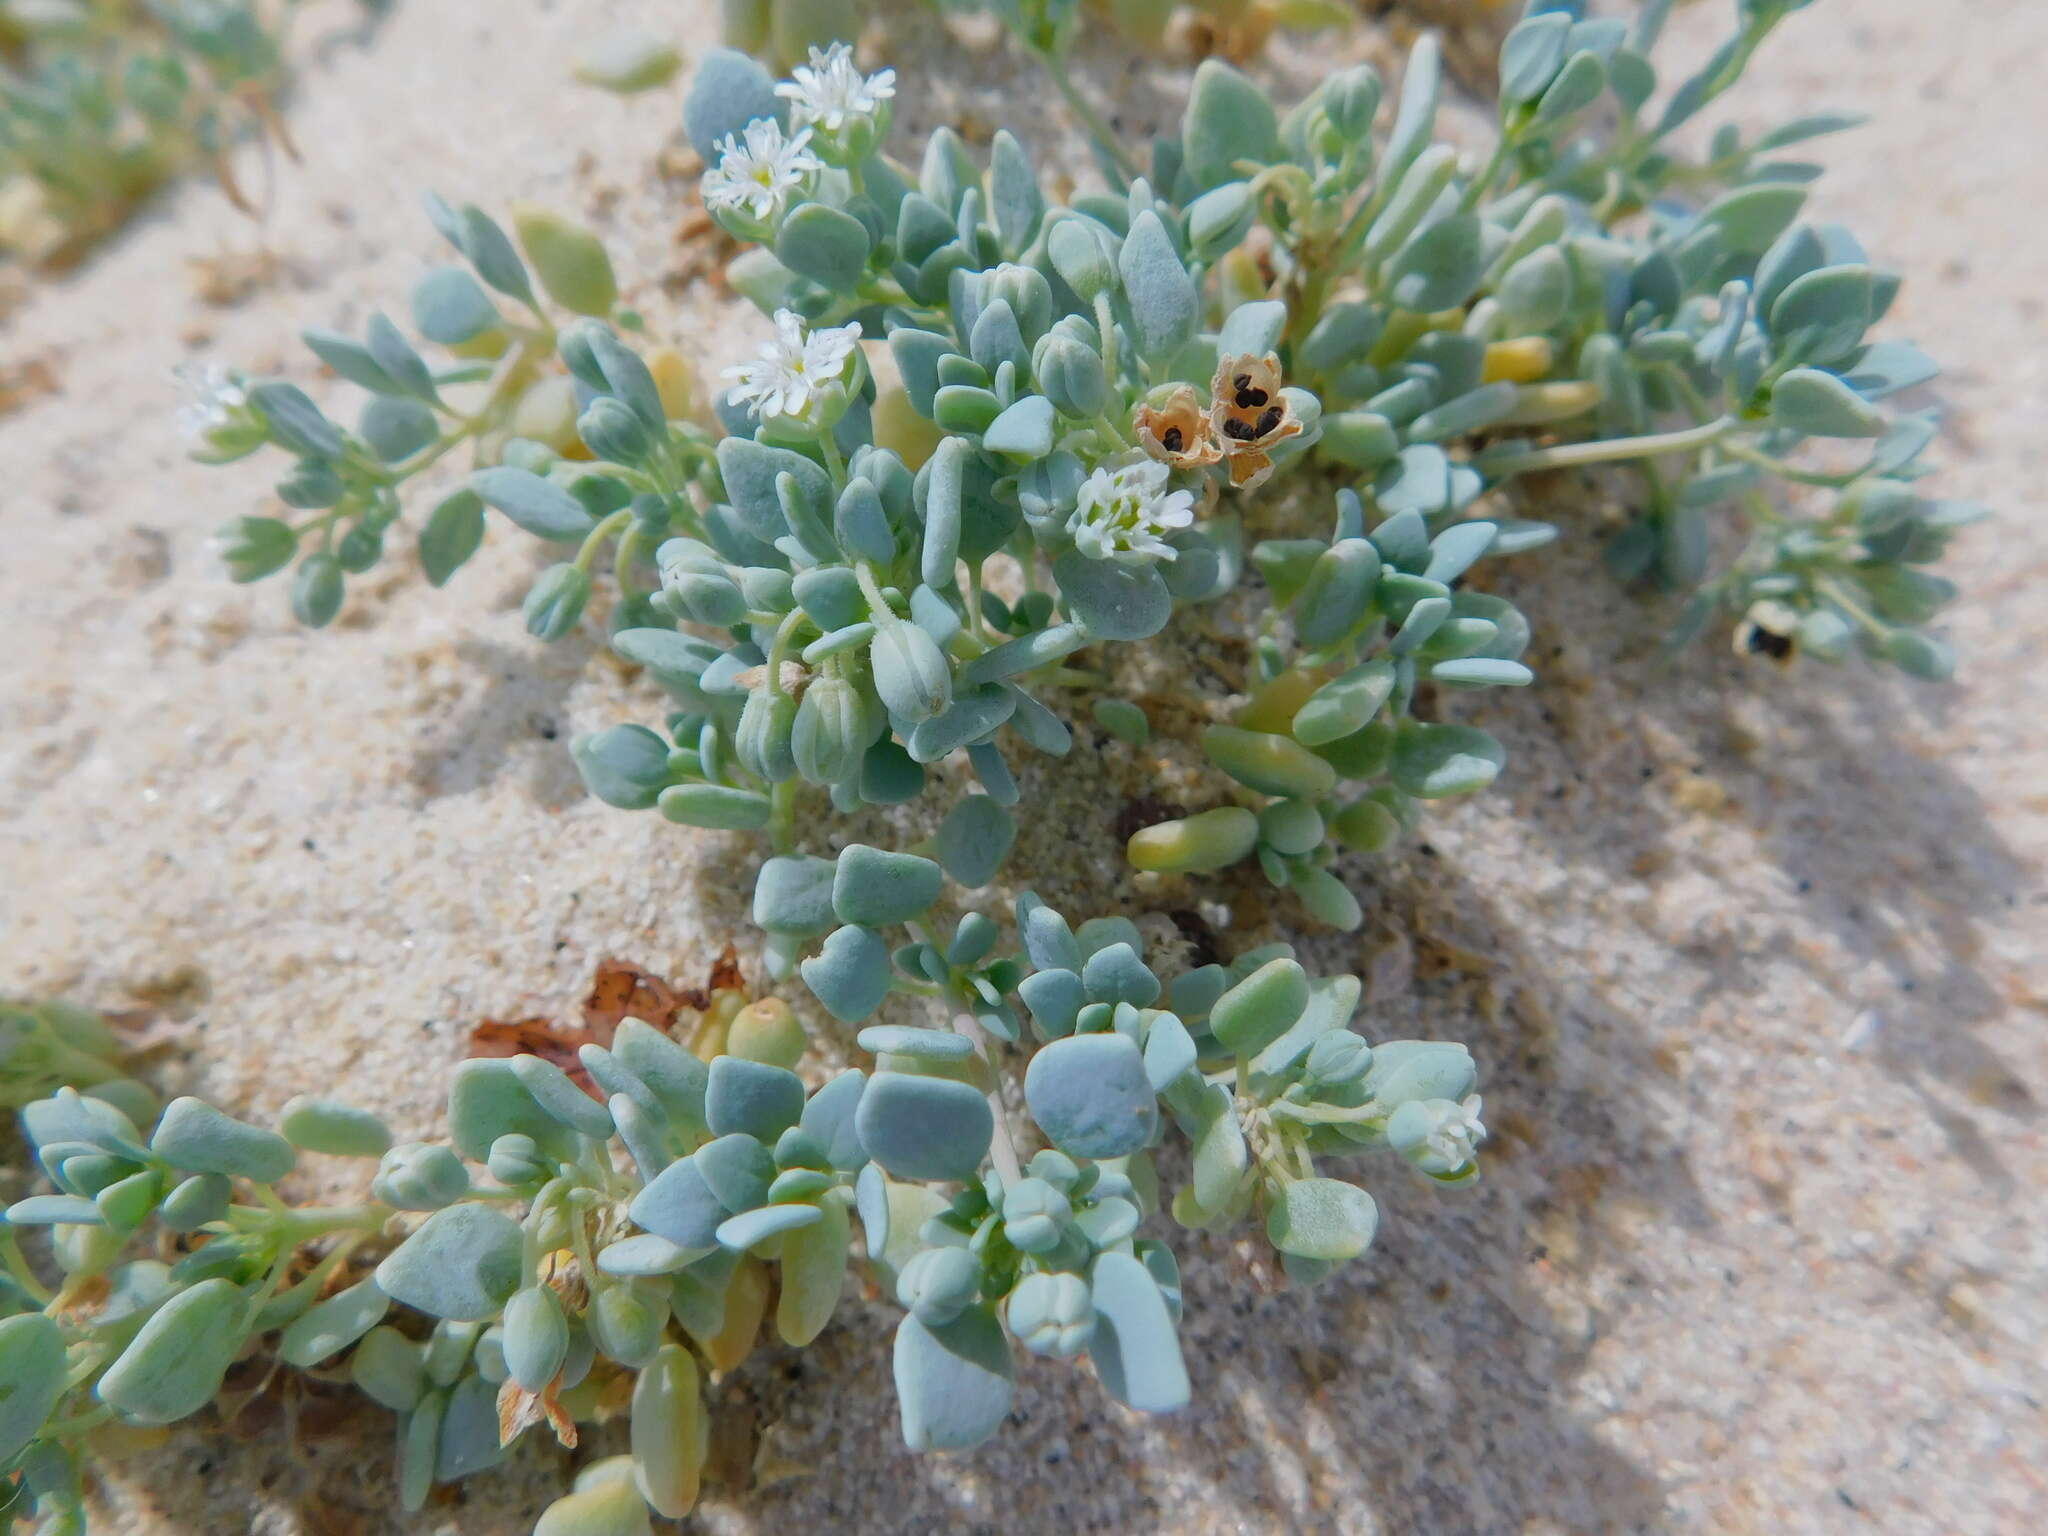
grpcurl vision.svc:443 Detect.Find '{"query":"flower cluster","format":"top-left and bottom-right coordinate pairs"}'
top-left (700, 117), bottom-right (822, 233)
top-left (1067, 456), bottom-right (1197, 564)
top-left (722, 310), bottom-right (865, 434)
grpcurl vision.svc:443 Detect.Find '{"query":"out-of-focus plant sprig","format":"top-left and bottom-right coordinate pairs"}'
top-left (0, 0), bottom-right (342, 266)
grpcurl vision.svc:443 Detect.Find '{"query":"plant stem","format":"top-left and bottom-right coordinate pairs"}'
top-left (954, 1009), bottom-right (1023, 1187)
top-left (1481, 416), bottom-right (1733, 478)
top-left (573, 508), bottom-right (636, 576)
top-left (769, 779), bottom-right (798, 856)
top-left (1033, 51), bottom-right (1140, 184)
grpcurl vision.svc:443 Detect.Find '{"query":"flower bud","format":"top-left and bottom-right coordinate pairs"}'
top-left (658, 539), bottom-right (748, 626)
top-left (1031, 331), bottom-right (1109, 419)
top-left (1302, 1030), bottom-right (1373, 1089)
top-left (1007, 1270), bottom-right (1095, 1358)
top-left (370, 1142), bottom-right (471, 1211)
top-left (214, 516), bottom-right (297, 583)
top-left (524, 563), bottom-right (592, 642)
top-left (502, 1283), bottom-right (570, 1392)
top-left (335, 522), bottom-right (384, 574)
top-left (486, 1132), bottom-right (549, 1186)
top-left (896, 1246), bottom-right (982, 1327)
top-left (984, 262), bottom-right (1054, 344)
top-left (735, 687), bottom-right (799, 783)
top-left (791, 673), bottom-right (869, 785)
top-left (1323, 64), bottom-right (1382, 144)
top-left (276, 459), bottom-right (345, 510)
top-left (1386, 1093), bottom-right (1487, 1179)
top-left (291, 553), bottom-right (345, 628)
top-left (578, 395), bottom-right (653, 464)
top-left (869, 621), bottom-right (952, 723)
top-left (1000, 1177), bottom-right (1072, 1254)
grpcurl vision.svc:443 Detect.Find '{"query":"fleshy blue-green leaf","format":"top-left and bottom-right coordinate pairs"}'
top-left (894, 1306), bottom-right (1015, 1451)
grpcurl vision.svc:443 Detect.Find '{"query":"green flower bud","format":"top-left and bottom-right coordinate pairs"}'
top-left (1000, 1177), bottom-right (1072, 1254)
top-left (371, 1142), bottom-right (471, 1211)
top-left (578, 395), bottom-right (653, 463)
top-left (726, 997), bottom-right (807, 1070)
top-left (1386, 1094), bottom-right (1487, 1179)
top-left (1302, 1030), bottom-right (1373, 1089)
top-left (486, 1132), bottom-right (549, 1186)
top-left (1323, 64), bottom-right (1382, 143)
top-left (657, 541), bottom-right (748, 626)
top-left (574, 28), bottom-right (681, 93)
top-left (276, 460), bottom-right (345, 510)
top-left (791, 673), bottom-right (869, 784)
top-left (1006, 1270), bottom-right (1094, 1358)
top-left (502, 1283), bottom-right (570, 1392)
top-left (290, 552), bottom-right (345, 628)
top-left (533, 1477), bottom-right (654, 1536)
top-left (524, 563), bottom-right (592, 641)
top-left (1031, 331), bottom-right (1109, 419)
top-left (895, 1246), bottom-right (982, 1327)
top-left (984, 263), bottom-right (1055, 344)
top-left (735, 687), bottom-right (799, 783)
top-left (214, 516), bottom-right (296, 583)
top-left (335, 522), bottom-right (384, 574)
top-left (869, 621), bottom-right (953, 723)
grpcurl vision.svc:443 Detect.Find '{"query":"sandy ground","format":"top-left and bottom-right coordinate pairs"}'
top-left (3, 1), bottom-right (2045, 1532)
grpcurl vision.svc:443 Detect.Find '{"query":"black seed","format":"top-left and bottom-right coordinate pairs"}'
top-left (1745, 626), bottom-right (1794, 659)
top-left (1234, 386), bottom-right (1269, 409)
top-left (1232, 373), bottom-right (1252, 391)
top-left (1254, 404), bottom-right (1284, 435)
top-left (1222, 418), bottom-right (1258, 441)
top-left (1162, 426), bottom-right (1184, 452)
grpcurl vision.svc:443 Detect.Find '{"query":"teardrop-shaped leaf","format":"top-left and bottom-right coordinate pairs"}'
top-left (893, 1305), bottom-right (1015, 1451)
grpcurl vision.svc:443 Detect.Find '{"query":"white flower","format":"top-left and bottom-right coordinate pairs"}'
top-left (723, 309), bottom-right (864, 426)
top-left (172, 361), bottom-right (247, 444)
top-left (1065, 456), bottom-right (1196, 565)
top-left (775, 43), bottom-right (895, 136)
top-left (1423, 1094), bottom-right (1487, 1170)
top-left (701, 117), bottom-right (822, 225)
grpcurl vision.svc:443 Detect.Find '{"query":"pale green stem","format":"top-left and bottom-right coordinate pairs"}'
top-left (572, 508), bottom-right (637, 576)
top-left (1033, 51), bottom-right (1140, 183)
top-left (1482, 417), bottom-right (1734, 478)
